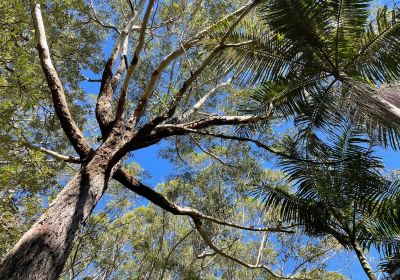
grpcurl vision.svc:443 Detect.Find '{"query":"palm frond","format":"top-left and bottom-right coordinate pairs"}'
top-left (258, 0), bottom-right (336, 71)
top-left (252, 183), bottom-right (331, 235)
top-left (342, 80), bottom-right (400, 149)
top-left (207, 18), bottom-right (303, 86)
top-left (328, 0), bottom-right (371, 66)
top-left (347, 6), bottom-right (400, 83)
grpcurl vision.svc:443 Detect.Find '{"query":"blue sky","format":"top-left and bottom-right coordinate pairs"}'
top-left (77, 1), bottom-right (400, 278)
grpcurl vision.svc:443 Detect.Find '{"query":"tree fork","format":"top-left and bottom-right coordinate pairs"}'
top-left (0, 130), bottom-right (131, 280)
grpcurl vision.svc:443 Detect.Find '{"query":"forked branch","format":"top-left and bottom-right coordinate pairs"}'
top-left (31, 3), bottom-right (91, 159)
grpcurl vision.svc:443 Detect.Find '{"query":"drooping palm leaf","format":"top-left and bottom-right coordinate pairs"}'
top-left (347, 6), bottom-right (400, 83)
top-left (328, 0), bottom-right (371, 66)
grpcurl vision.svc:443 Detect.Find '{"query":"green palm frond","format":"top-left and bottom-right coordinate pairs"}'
top-left (243, 74), bottom-right (334, 120)
top-left (258, 0), bottom-right (336, 71)
top-left (255, 123), bottom-right (400, 249)
top-left (251, 183), bottom-right (332, 235)
top-left (381, 256), bottom-right (400, 279)
top-left (328, 0), bottom-right (371, 66)
top-left (208, 18), bottom-right (303, 85)
top-left (347, 6), bottom-right (400, 83)
top-left (341, 80), bottom-right (400, 149)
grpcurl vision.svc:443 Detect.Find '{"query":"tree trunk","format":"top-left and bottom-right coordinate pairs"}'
top-left (352, 241), bottom-right (376, 280)
top-left (0, 133), bottom-right (127, 280)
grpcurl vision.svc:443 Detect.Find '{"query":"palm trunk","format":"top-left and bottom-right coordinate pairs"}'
top-left (0, 134), bottom-right (127, 280)
top-left (352, 241), bottom-right (376, 280)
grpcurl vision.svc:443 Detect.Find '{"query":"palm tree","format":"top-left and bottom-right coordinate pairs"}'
top-left (207, 1), bottom-right (400, 277)
top-left (253, 124), bottom-right (400, 280)
top-left (212, 0), bottom-right (400, 148)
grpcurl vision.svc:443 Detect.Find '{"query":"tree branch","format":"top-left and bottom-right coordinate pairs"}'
top-left (114, 169), bottom-right (294, 233)
top-left (127, 0), bottom-right (262, 128)
top-left (193, 219), bottom-right (306, 280)
top-left (95, 0), bottom-right (145, 136)
top-left (22, 142), bottom-right (81, 163)
top-left (88, 0), bottom-right (121, 34)
top-left (115, 0), bottom-right (155, 121)
top-left (169, 128), bottom-right (356, 165)
top-left (179, 79), bottom-right (231, 121)
top-left (189, 135), bottom-right (235, 168)
top-left (31, 3), bottom-right (91, 159)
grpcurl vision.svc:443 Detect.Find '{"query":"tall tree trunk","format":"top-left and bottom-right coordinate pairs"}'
top-left (0, 133), bottom-right (127, 280)
top-left (352, 241), bottom-right (377, 280)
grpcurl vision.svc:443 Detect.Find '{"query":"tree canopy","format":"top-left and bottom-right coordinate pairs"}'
top-left (1, 0), bottom-right (400, 279)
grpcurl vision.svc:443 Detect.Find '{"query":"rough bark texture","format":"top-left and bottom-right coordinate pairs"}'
top-left (0, 131), bottom-right (129, 280)
top-left (352, 242), bottom-right (377, 280)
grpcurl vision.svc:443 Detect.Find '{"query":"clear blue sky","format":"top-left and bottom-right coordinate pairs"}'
top-left (78, 1), bottom-right (400, 277)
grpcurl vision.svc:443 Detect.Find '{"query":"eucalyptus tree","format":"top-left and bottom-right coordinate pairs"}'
top-left (2, 0), bottom-right (400, 279)
top-left (59, 148), bottom-right (343, 280)
top-left (0, 0), bottom-right (104, 258)
top-left (0, 0), bottom-right (306, 279)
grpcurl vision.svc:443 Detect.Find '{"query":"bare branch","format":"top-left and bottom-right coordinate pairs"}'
top-left (82, 77), bottom-right (102, 83)
top-left (31, 3), bottom-right (91, 159)
top-left (115, 0), bottom-right (155, 121)
top-left (193, 219), bottom-right (306, 280)
top-left (163, 1), bottom-right (260, 121)
top-left (88, 0), bottom-right (121, 34)
top-left (179, 79), bottom-right (231, 120)
top-left (255, 232), bottom-right (267, 266)
top-left (177, 129), bottom-right (356, 165)
top-left (95, 0), bottom-right (145, 135)
top-left (114, 169), bottom-right (294, 233)
top-left (159, 230), bottom-right (194, 280)
top-left (22, 142), bottom-right (81, 163)
top-left (189, 135), bottom-right (235, 168)
top-left (290, 246), bottom-right (337, 276)
top-left (127, 0), bottom-right (262, 128)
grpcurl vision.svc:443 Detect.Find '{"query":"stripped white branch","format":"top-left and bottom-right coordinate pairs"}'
top-left (127, 0), bottom-right (262, 127)
top-left (180, 79), bottom-right (231, 120)
top-left (31, 3), bottom-right (91, 158)
top-left (21, 142), bottom-right (81, 163)
top-left (255, 232), bottom-right (267, 266)
top-left (115, 0), bottom-right (155, 120)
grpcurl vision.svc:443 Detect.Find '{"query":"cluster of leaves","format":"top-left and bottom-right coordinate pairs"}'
top-left (3, 0), bottom-right (400, 279)
top-left (219, 1), bottom-right (400, 278)
top-left (60, 142), bottom-right (344, 279)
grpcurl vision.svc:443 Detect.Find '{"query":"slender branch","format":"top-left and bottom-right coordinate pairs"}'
top-left (159, 230), bottom-right (194, 280)
top-left (115, 0), bottom-right (155, 121)
top-left (88, 0), bottom-right (121, 34)
top-left (179, 80), bottom-right (231, 120)
top-left (163, 1), bottom-right (260, 121)
top-left (255, 232), bottom-right (267, 266)
top-left (193, 219), bottom-right (306, 280)
top-left (127, 0), bottom-right (262, 128)
top-left (114, 169), bottom-right (294, 233)
top-left (172, 128), bottom-right (357, 165)
top-left (31, 3), bottom-right (91, 159)
top-left (82, 77), bottom-right (102, 83)
top-left (22, 142), bottom-right (81, 163)
top-left (290, 246), bottom-right (336, 276)
top-left (189, 135), bottom-right (235, 168)
top-left (196, 238), bottom-right (238, 259)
